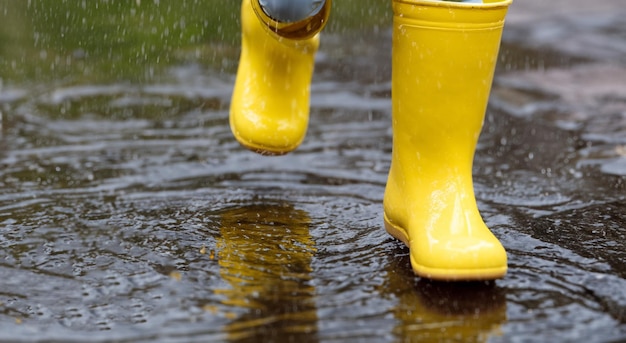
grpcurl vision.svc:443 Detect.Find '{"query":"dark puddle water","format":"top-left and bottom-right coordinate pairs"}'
top-left (1, 4), bottom-right (626, 343)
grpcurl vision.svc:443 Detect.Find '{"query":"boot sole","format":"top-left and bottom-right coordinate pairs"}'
top-left (234, 134), bottom-right (297, 156)
top-left (383, 212), bottom-right (507, 281)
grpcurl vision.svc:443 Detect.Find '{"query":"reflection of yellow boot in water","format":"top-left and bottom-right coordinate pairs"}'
top-left (383, 254), bottom-right (506, 342)
top-left (215, 203), bottom-right (318, 340)
top-left (399, 281), bottom-right (506, 341)
top-left (230, 0), bottom-right (331, 155)
top-left (384, 0), bottom-right (512, 280)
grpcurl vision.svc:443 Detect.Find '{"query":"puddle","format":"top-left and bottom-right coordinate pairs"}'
top-left (1, 1), bottom-right (625, 342)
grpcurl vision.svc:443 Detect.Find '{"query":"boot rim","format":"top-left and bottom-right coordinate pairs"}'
top-left (393, 0), bottom-right (512, 9)
top-left (250, 0), bottom-right (332, 40)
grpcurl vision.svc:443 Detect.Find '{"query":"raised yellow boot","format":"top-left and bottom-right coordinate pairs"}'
top-left (384, 0), bottom-right (512, 280)
top-left (230, 0), bottom-right (331, 155)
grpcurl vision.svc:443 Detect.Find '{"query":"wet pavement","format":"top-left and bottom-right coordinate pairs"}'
top-left (0, 0), bottom-right (625, 342)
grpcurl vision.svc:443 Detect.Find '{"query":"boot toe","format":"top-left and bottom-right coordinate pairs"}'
top-left (411, 236), bottom-right (508, 281)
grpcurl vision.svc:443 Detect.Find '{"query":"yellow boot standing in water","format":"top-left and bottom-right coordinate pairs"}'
top-left (230, 0), bottom-right (511, 281)
top-left (384, 0), bottom-right (512, 280)
top-left (230, 0), bottom-right (331, 155)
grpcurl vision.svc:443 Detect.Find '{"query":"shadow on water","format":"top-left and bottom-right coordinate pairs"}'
top-left (0, 0), bottom-right (626, 342)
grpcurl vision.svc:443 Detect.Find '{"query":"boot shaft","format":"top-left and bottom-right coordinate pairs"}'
top-left (391, 0), bottom-right (511, 165)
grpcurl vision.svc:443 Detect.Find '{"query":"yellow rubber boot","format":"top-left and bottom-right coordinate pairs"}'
top-left (384, 0), bottom-right (512, 281)
top-left (230, 0), bottom-right (331, 155)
